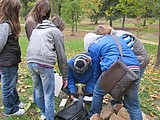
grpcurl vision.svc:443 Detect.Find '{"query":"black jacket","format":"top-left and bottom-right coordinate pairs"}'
top-left (0, 22), bottom-right (21, 67)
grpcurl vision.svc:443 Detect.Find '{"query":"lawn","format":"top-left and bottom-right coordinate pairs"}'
top-left (0, 19), bottom-right (159, 120)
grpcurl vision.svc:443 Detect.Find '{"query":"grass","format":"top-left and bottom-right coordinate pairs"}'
top-left (0, 19), bottom-right (160, 119)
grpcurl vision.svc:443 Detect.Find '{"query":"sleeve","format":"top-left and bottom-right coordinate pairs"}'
top-left (25, 20), bottom-right (37, 40)
top-left (85, 68), bottom-right (95, 92)
top-left (68, 64), bottom-right (77, 93)
top-left (0, 23), bottom-right (10, 52)
top-left (54, 31), bottom-right (68, 81)
top-left (89, 48), bottom-right (102, 83)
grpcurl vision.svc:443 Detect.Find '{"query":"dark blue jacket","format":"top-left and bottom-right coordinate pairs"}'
top-left (88, 35), bottom-right (139, 81)
top-left (67, 58), bottom-right (95, 93)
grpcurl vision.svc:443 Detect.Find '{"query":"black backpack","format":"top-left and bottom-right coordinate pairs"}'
top-left (55, 96), bottom-right (88, 120)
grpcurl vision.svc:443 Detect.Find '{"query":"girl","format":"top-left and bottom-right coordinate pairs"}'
top-left (25, 0), bottom-right (51, 40)
top-left (0, 0), bottom-right (25, 116)
top-left (27, 16), bottom-right (68, 120)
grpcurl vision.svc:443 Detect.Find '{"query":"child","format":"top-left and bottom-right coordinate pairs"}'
top-left (27, 16), bottom-right (68, 120)
top-left (94, 25), bottom-right (149, 80)
top-left (25, 0), bottom-right (51, 105)
top-left (0, 0), bottom-right (25, 116)
top-left (84, 32), bottom-right (141, 120)
top-left (62, 52), bottom-right (95, 100)
top-left (25, 0), bottom-right (51, 41)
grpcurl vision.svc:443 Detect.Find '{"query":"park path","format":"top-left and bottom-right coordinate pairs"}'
top-left (140, 39), bottom-right (158, 46)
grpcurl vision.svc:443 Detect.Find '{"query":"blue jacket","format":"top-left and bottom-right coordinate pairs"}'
top-left (88, 35), bottom-right (139, 81)
top-left (67, 58), bottom-right (95, 93)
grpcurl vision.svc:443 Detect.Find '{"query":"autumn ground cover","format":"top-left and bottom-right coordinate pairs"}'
top-left (0, 19), bottom-right (159, 120)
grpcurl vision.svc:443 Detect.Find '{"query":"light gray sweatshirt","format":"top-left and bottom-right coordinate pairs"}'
top-left (0, 23), bottom-right (10, 52)
top-left (27, 20), bottom-right (68, 80)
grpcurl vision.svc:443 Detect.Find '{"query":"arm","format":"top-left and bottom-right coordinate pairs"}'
top-left (0, 23), bottom-right (10, 52)
top-left (25, 20), bottom-right (37, 40)
top-left (54, 30), bottom-right (68, 81)
top-left (88, 47), bottom-right (101, 83)
top-left (85, 67), bottom-right (95, 93)
top-left (68, 64), bottom-right (77, 93)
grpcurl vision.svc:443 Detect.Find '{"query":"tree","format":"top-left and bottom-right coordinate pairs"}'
top-left (81, 0), bottom-right (103, 24)
top-left (61, 0), bottom-right (82, 36)
top-left (20, 0), bottom-right (36, 17)
top-left (153, 1), bottom-right (160, 69)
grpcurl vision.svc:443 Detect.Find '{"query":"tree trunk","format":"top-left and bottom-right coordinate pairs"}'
top-left (75, 13), bottom-right (78, 32)
top-left (122, 15), bottom-right (125, 30)
top-left (109, 18), bottom-right (112, 27)
top-left (51, 0), bottom-right (54, 17)
top-left (59, 0), bottom-right (62, 16)
top-left (56, 0), bottom-right (59, 15)
top-left (154, 17), bottom-right (160, 69)
top-left (71, 12), bottom-right (75, 36)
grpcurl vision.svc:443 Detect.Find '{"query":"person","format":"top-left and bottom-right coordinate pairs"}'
top-left (62, 52), bottom-right (95, 100)
top-left (84, 32), bottom-right (142, 120)
top-left (0, 0), bottom-right (26, 116)
top-left (94, 25), bottom-right (150, 80)
top-left (25, 0), bottom-right (51, 104)
top-left (25, 0), bottom-right (51, 41)
top-left (26, 16), bottom-right (68, 120)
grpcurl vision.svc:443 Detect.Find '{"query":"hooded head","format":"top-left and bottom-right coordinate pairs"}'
top-left (84, 33), bottom-right (100, 52)
top-left (73, 53), bottom-right (91, 74)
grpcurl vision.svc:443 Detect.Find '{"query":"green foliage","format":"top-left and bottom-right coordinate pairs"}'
top-left (61, 0), bottom-right (83, 25)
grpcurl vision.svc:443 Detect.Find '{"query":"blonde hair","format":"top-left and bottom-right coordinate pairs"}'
top-left (94, 25), bottom-right (113, 35)
top-left (51, 16), bottom-right (65, 31)
top-left (0, 0), bottom-right (21, 36)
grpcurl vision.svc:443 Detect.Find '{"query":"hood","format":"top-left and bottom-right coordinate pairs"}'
top-left (84, 33), bottom-right (100, 52)
top-left (36, 20), bottom-right (56, 29)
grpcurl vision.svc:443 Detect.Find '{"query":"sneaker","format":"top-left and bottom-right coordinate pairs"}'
top-left (4, 109), bottom-right (26, 116)
top-left (18, 102), bottom-right (24, 108)
top-left (41, 115), bottom-right (46, 120)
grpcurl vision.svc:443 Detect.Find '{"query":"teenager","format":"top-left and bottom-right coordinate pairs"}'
top-left (27, 16), bottom-right (68, 120)
top-left (0, 0), bottom-right (25, 116)
top-left (84, 33), bottom-right (142, 120)
top-left (94, 25), bottom-right (150, 80)
top-left (62, 52), bottom-right (95, 100)
top-left (25, 0), bottom-right (51, 40)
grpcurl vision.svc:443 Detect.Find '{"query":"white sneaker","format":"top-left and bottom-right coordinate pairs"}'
top-left (41, 115), bottom-right (46, 120)
top-left (18, 102), bottom-right (24, 108)
top-left (4, 108), bottom-right (26, 116)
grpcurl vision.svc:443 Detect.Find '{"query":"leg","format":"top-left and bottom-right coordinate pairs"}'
top-left (28, 63), bottom-right (45, 116)
top-left (40, 67), bottom-right (54, 120)
top-left (88, 78), bottom-right (106, 118)
top-left (123, 71), bottom-right (142, 120)
top-left (1, 65), bottom-right (20, 114)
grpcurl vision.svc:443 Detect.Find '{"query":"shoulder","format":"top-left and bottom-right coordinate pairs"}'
top-left (68, 58), bottom-right (74, 64)
top-left (25, 16), bottom-right (37, 26)
top-left (0, 22), bottom-right (10, 31)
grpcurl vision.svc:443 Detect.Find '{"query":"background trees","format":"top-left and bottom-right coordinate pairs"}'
top-left (20, 0), bottom-right (159, 68)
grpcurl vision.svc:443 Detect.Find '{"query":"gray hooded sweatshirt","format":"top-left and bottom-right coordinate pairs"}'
top-left (27, 20), bottom-right (68, 80)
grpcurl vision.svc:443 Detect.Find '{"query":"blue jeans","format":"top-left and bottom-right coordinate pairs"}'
top-left (28, 63), bottom-right (54, 120)
top-left (88, 70), bottom-right (142, 120)
top-left (1, 65), bottom-right (21, 115)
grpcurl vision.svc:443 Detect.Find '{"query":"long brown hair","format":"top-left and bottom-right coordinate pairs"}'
top-left (25, 0), bottom-right (51, 23)
top-left (0, 0), bottom-right (21, 36)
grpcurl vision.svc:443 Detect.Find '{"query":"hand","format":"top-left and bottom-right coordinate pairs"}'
top-left (70, 95), bottom-right (75, 100)
top-left (62, 80), bottom-right (68, 89)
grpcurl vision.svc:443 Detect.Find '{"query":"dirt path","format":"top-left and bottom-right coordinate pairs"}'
top-left (140, 39), bottom-right (158, 46)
